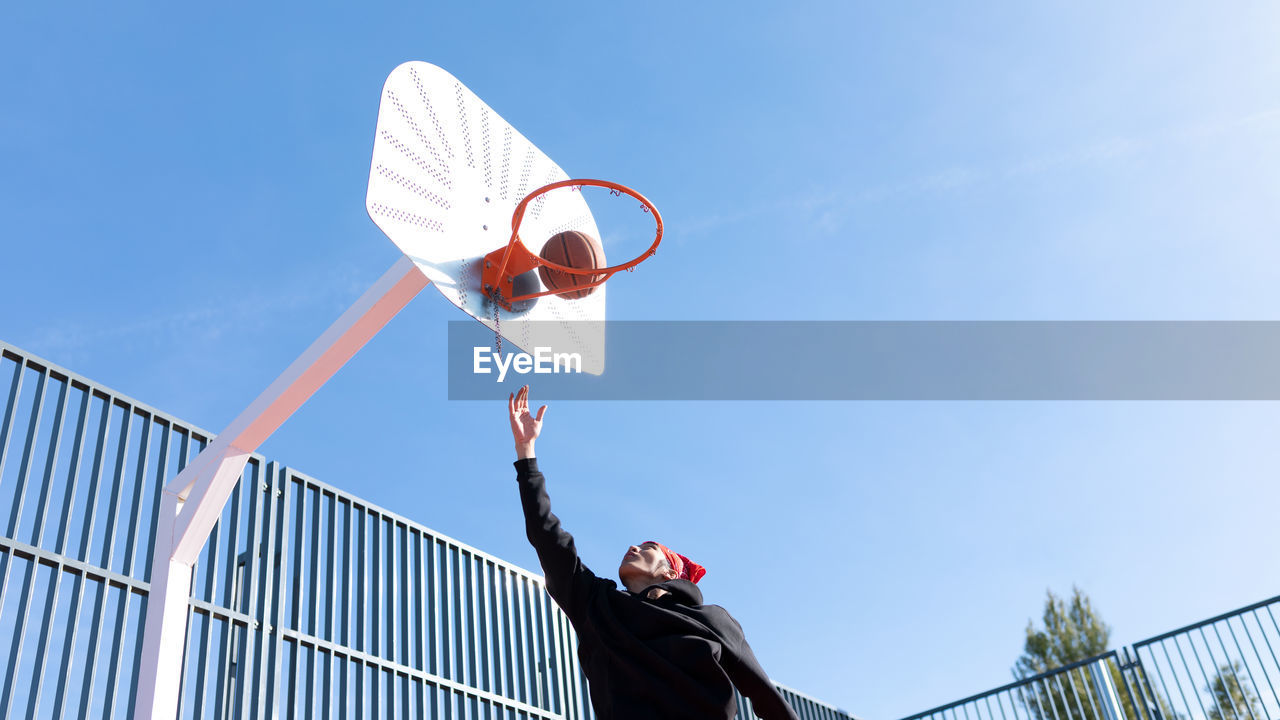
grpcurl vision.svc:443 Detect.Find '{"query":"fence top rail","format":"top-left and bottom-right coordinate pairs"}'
top-left (1, 341), bottom-right (215, 444)
top-left (1130, 593), bottom-right (1280, 649)
top-left (773, 679), bottom-right (861, 719)
top-left (0, 338), bottom-right (553, 591)
top-left (898, 651), bottom-right (1119, 720)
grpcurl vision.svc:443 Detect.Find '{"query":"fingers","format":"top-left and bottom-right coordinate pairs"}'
top-left (510, 386), bottom-right (540, 420)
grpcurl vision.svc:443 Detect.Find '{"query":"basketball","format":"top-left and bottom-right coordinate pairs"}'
top-left (538, 230), bottom-right (606, 299)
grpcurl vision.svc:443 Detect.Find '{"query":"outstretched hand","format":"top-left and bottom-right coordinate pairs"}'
top-left (508, 385), bottom-right (546, 459)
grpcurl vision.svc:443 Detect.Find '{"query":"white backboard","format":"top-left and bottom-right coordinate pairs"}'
top-left (366, 62), bottom-right (606, 374)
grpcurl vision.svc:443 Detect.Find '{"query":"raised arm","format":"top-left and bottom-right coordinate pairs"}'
top-left (715, 610), bottom-right (801, 720)
top-left (509, 386), bottom-right (595, 615)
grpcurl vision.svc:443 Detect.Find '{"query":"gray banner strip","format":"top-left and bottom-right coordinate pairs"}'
top-left (447, 321), bottom-right (1280, 400)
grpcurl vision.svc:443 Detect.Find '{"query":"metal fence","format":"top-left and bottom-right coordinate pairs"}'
top-left (1130, 595), bottom-right (1280, 720)
top-left (899, 652), bottom-right (1139, 720)
top-left (901, 596), bottom-right (1280, 720)
top-left (0, 339), bottom-right (854, 720)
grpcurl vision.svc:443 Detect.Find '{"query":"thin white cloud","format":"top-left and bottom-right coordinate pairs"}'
top-left (22, 265), bottom-right (377, 358)
top-left (683, 105), bottom-right (1280, 237)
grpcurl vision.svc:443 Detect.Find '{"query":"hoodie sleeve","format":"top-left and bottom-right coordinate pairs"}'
top-left (715, 610), bottom-right (801, 720)
top-left (514, 458), bottom-right (596, 618)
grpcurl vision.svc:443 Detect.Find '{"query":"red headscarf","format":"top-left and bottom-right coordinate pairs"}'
top-left (646, 541), bottom-right (707, 584)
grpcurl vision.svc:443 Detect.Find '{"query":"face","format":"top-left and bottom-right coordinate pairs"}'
top-left (618, 541), bottom-right (676, 587)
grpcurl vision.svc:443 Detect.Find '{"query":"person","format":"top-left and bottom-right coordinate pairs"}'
top-left (507, 385), bottom-right (800, 720)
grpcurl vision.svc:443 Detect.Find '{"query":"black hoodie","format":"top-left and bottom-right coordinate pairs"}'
top-left (515, 458), bottom-right (801, 720)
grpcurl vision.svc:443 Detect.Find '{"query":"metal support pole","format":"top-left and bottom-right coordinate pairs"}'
top-left (1090, 658), bottom-right (1127, 720)
top-left (134, 256), bottom-right (430, 719)
top-left (134, 489), bottom-right (199, 718)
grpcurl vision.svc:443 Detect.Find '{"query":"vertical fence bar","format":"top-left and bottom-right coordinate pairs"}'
top-left (120, 414), bottom-right (153, 577)
top-left (211, 480), bottom-right (242, 720)
top-left (388, 519), bottom-right (398, 670)
top-left (399, 522), bottom-right (409, 672)
top-left (3, 365), bottom-right (45, 540)
top-left (0, 355), bottom-right (26, 484)
top-left (326, 492), bottom-right (338, 637)
top-left (413, 531), bottom-right (425, 716)
top-left (371, 510), bottom-right (382, 663)
top-left (235, 461), bottom-right (266, 720)
top-left (426, 534), bottom-right (438, 678)
top-left (0, 367), bottom-right (46, 661)
top-left (305, 484), bottom-right (320, 720)
top-left (104, 411), bottom-right (151, 718)
top-left (506, 569), bottom-right (521, 708)
top-left (521, 576), bottom-right (538, 708)
top-left (270, 466), bottom-right (295, 720)
top-left (76, 393), bottom-right (112, 563)
top-left (466, 553), bottom-right (480, 720)
top-left (532, 584), bottom-right (551, 712)
top-left (0, 554), bottom-right (39, 717)
top-left (341, 497), bottom-right (353, 719)
top-left (50, 569), bottom-right (87, 720)
top-left (1064, 661), bottom-right (1095, 717)
top-left (478, 558), bottom-right (493, 696)
top-left (98, 401), bottom-right (133, 571)
top-left (1194, 627), bottom-right (1232, 716)
top-left (252, 463), bottom-right (275, 720)
top-left (518, 573), bottom-right (532, 716)
top-left (441, 541), bottom-right (454, 683)
top-left (355, 505), bottom-right (367, 718)
top-left (129, 423), bottom-right (170, 720)
top-left (309, 485), bottom-right (321, 641)
top-left (75, 400), bottom-right (131, 720)
top-left (53, 387), bottom-right (91, 558)
top-left (47, 384), bottom-right (91, 712)
top-left (25, 566), bottom-right (65, 717)
top-left (1217, 621), bottom-right (1259, 720)
top-left (1157, 639), bottom-right (1194, 718)
top-left (140, 421), bottom-right (173, 585)
top-left (465, 550), bottom-right (478, 693)
top-left (325, 491), bottom-right (338, 718)
top-left (12, 374), bottom-right (66, 717)
top-left (288, 477), bottom-right (308, 719)
top-left (1243, 610), bottom-right (1280, 708)
top-left (490, 563), bottom-right (506, 701)
top-left (29, 374), bottom-right (69, 547)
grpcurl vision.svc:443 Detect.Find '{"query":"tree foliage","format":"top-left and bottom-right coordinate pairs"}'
top-left (1014, 587), bottom-right (1178, 720)
top-left (1016, 586), bottom-right (1111, 677)
top-left (1206, 661), bottom-right (1263, 720)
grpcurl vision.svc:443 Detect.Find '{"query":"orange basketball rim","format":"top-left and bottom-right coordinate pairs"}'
top-left (481, 179), bottom-right (663, 310)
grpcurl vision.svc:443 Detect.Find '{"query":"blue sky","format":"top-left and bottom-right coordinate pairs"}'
top-left (3, 3), bottom-right (1280, 718)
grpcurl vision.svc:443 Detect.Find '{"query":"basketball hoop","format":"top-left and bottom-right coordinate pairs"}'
top-left (481, 179), bottom-right (663, 310)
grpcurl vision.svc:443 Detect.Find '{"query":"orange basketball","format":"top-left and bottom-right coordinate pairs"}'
top-left (538, 231), bottom-right (606, 299)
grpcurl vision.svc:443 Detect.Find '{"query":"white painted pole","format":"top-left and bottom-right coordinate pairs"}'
top-left (134, 491), bottom-right (194, 719)
top-left (1090, 658), bottom-right (1127, 720)
top-left (134, 256), bottom-right (430, 719)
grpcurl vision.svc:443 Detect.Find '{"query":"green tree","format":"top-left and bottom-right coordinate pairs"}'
top-left (1016, 586), bottom-right (1111, 677)
top-left (1014, 587), bottom-right (1178, 720)
top-left (1206, 661), bottom-right (1263, 720)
